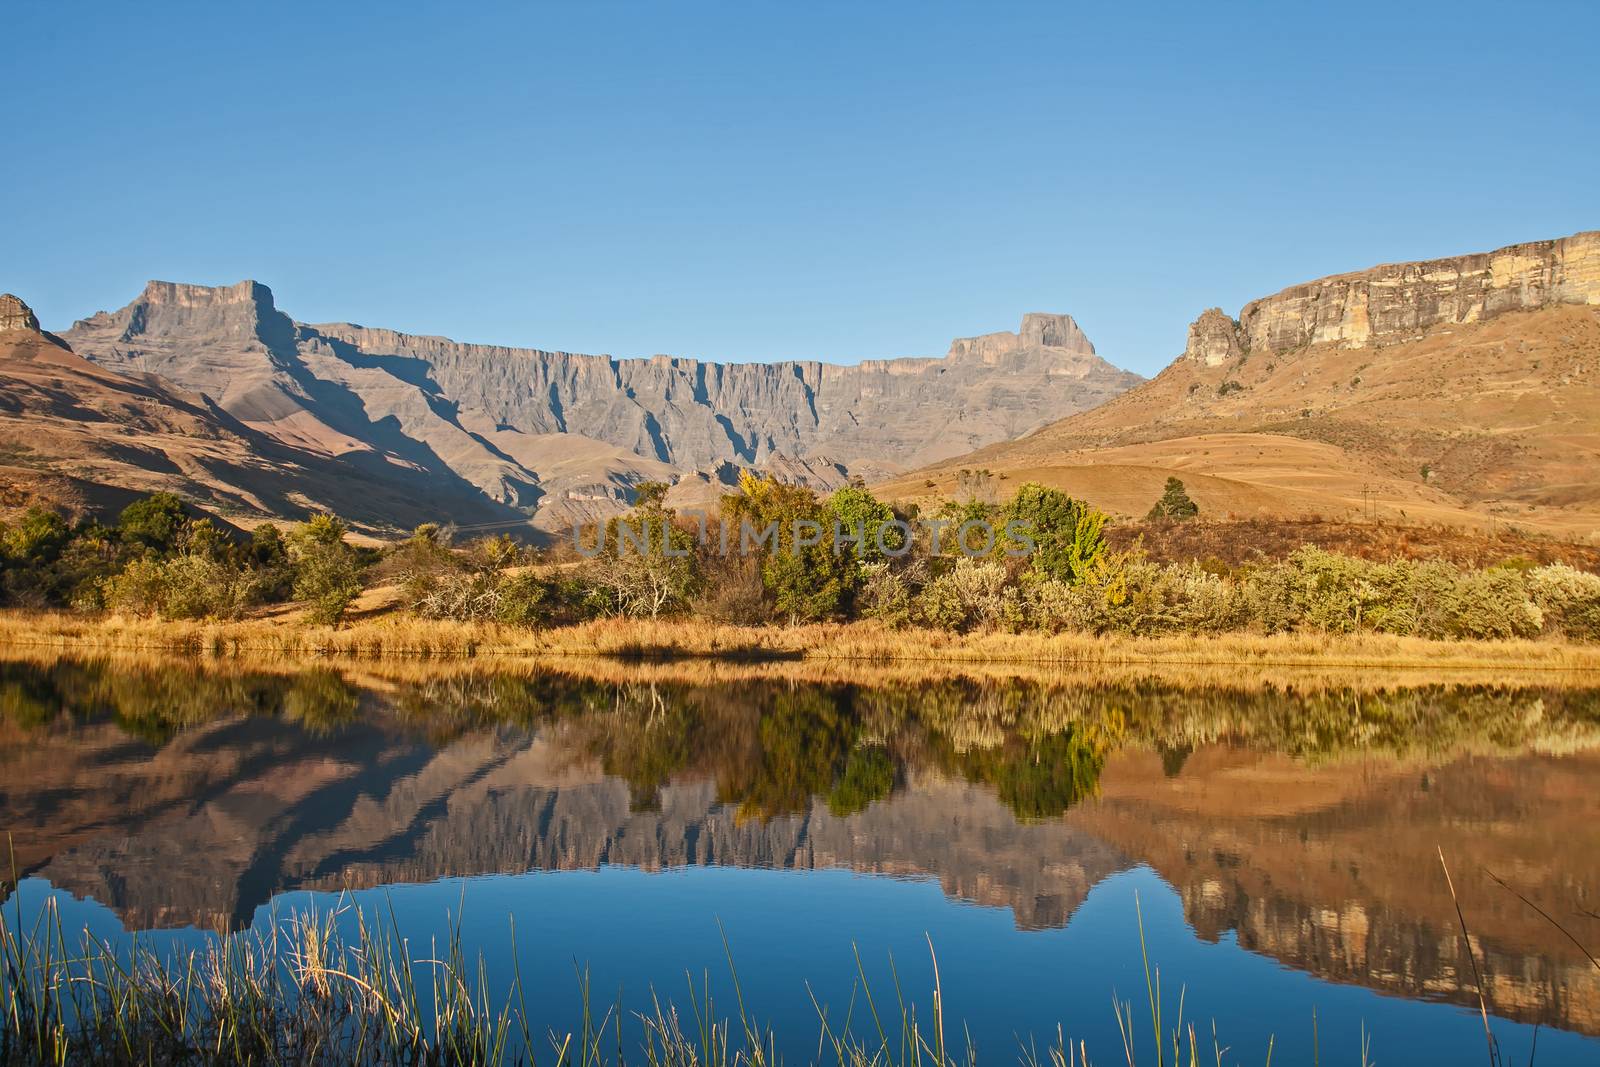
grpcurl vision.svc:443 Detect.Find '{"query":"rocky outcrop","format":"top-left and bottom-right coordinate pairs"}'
top-left (0, 294), bottom-right (40, 333)
top-left (1184, 229), bottom-right (1600, 361)
top-left (1182, 308), bottom-right (1243, 367)
top-left (63, 283), bottom-right (1142, 530)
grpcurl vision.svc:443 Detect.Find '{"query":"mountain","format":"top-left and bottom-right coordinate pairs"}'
top-left (885, 230), bottom-right (1600, 540)
top-left (58, 283), bottom-right (1140, 532)
top-left (0, 294), bottom-right (521, 529)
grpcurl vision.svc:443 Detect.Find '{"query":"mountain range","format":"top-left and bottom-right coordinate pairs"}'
top-left (19, 283), bottom-right (1134, 532)
top-left (4, 228), bottom-right (1598, 539)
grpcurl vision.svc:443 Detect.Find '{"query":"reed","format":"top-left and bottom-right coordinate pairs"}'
top-left (4, 611), bottom-right (1600, 672)
top-left (0, 891), bottom-right (1303, 1067)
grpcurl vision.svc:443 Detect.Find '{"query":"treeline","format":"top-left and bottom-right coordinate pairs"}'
top-left (0, 493), bottom-right (368, 624)
top-left (4, 477), bottom-right (1600, 642)
top-left (395, 473), bottom-right (1600, 642)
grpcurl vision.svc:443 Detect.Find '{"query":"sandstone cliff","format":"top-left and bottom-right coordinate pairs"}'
top-left (60, 283), bottom-right (1140, 531)
top-left (0, 293), bottom-right (41, 333)
top-left (1184, 230), bottom-right (1600, 361)
top-left (890, 229), bottom-right (1600, 540)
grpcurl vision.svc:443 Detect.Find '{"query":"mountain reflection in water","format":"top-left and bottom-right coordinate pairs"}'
top-left (3, 656), bottom-right (1600, 1043)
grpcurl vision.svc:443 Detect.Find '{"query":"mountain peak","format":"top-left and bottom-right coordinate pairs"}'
top-left (0, 293), bottom-right (41, 333)
top-left (946, 312), bottom-right (1099, 364)
top-left (140, 279), bottom-right (277, 312)
top-left (1018, 312), bottom-right (1093, 353)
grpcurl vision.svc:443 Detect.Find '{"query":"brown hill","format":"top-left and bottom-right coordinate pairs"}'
top-left (885, 231), bottom-right (1600, 541)
top-left (0, 296), bottom-right (521, 530)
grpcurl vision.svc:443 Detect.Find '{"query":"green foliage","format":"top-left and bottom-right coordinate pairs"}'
top-left (287, 514), bottom-right (364, 626)
top-left (824, 485), bottom-right (903, 561)
top-left (721, 473), bottom-right (852, 622)
top-left (1146, 476), bottom-right (1199, 521)
top-left (915, 559), bottom-right (1018, 632)
top-left (1002, 483), bottom-right (1108, 583)
top-left (1529, 564), bottom-right (1600, 641)
top-left (116, 492), bottom-right (189, 552)
top-left (855, 561), bottom-right (917, 628)
top-left (102, 552), bottom-right (261, 620)
top-left (0, 506), bottom-right (70, 562)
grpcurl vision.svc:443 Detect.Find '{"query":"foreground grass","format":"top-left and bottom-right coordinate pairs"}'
top-left (1, 892), bottom-right (1350, 1067)
top-left (3, 611), bottom-right (1600, 672)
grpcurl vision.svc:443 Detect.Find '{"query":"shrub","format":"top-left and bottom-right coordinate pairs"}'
top-left (916, 559), bottom-right (1018, 632)
top-left (1003, 483), bottom-right (1107, 584)
top-left (721, 473), bottom-right (853, 622)
top-left (1444, 568), bottom-right (1542, 639)
top-left (116, 492), bottom-right (189, 553)
top-left (590, 494), bottom-right (700, 618)
top-left (102, 553), bottom-right (259, 620)
top-left (855, 561), bottom-right (918, 628)
top-left (1529, 564), bottom-right (1600, 641)
top-left (287, 514), bottom-right (364, 626)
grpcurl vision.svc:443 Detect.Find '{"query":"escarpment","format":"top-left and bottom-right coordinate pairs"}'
top-left (1183, 230), bottom-right (1600, 362)
top-left (60, 282), bottom-right (1141, 530)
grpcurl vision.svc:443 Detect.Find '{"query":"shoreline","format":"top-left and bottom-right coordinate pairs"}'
top-left (4, 611), bottom-right (1600, 673)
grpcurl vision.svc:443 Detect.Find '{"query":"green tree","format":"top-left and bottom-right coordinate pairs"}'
top-left (287, 514), bottom-right (364, 625)
top-left (824, 485), bottom-right (903, 562)
top-left (117, 492), bottom-right (189, 553)
top-left (1003, 483), bottom-right (1108, 583)
top-left (1147, 477), bottom-right (1200, 521)
top-left (721, 473), bottom-right (853, 622)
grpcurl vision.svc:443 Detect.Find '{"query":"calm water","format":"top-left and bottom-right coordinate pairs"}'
top-left (4, 658), bottom-right (1600, 1064)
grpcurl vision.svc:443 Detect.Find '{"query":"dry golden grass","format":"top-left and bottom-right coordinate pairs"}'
top-left (4, 610), bottom-right (1600, 677)
top-left (882, 305), bottom-right (1600, 539)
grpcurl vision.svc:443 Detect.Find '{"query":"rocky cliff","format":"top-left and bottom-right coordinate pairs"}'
top-left (0, 294), bottom-right (41, 333)
top-left (898, 229), bottom-right (1600, 539)
top-left (60, 284), bottom-right (1140, 530)
top-left (0, 289), bottom-right (519, 528)
top-left (1184, 229), bottom-right (1600, 361)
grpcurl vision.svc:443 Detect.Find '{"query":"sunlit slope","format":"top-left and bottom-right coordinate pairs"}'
top-left (885, 303), bottom-right (1600, 539)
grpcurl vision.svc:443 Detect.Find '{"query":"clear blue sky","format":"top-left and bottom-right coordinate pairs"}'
top-left (8, 2), bottom-right (1597, 375)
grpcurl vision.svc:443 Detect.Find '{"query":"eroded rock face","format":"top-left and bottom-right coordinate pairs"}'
top-left (1183, 230), bottom-right (1600, 361)
top-left (64, 284), bottom-right (1141, 529)
top-left (1182, 308), bottom-right (1243, 366)
top-left (0, 294), bottom-right (40, 333)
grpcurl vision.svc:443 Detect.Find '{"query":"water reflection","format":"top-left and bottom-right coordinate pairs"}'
top-left (3, 656), bottom-right (1600, 1042)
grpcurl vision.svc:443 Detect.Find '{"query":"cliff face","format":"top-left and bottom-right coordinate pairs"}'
top-left (901, 229), bottom-right (1600, 539)
top-left (0, 294), bottom-right (41, 333)
top-left (0, 288), bottom-right (521, 529)
top-left (1185, 230), bottom-right (1600, 361)
top-left (61, 283), bottom-right (1140, 530)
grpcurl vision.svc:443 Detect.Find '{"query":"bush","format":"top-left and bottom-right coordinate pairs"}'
top-left (855, 561), bottom-right (919, 628)
top-left (916, 559), bottom-right (1018, 632)
top-left (116, 492), bottom-right (189, 553)
top-left (1529, 564), bottom-right (1600, 641)
top-left (590, 492), bottom-right (700, 618)
top-left (288, 514), bottom-right (364, 626)
top-left (102, 553), bottom-right (259, 620)
top-left (1444, 567), bottom-right (1542, 639)
top-left (1002, 483), bottom-right (1107, 584)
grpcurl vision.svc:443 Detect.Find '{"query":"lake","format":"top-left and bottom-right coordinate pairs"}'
top-left (3, 656), bottom-right (1600, 1064)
